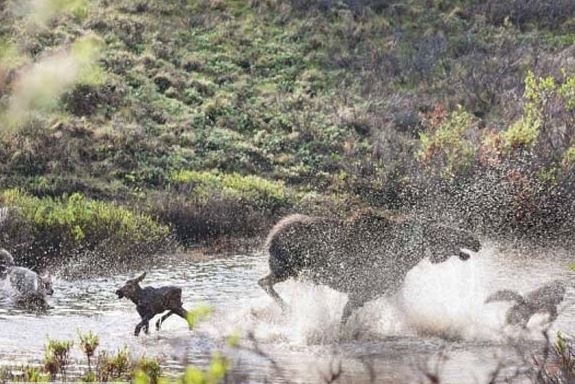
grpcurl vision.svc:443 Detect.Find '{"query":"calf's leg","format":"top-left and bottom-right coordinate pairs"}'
top-left (156, 311), bottom-right (174, 330)
top-left (173, 307), bottom-right (188, 319)
top-left (135, 315), bottom-right (152, 336)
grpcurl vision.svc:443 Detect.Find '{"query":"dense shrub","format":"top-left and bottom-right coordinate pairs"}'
top-left (478, 0), bottom-right (575, 30)
top-left (398, 71), bottom-right (575, 240)
top-left (152, 171), bottom-right (296, 246)
top-left (0, 189), bottom-right (173, 269)
top-left (170, 170), bottom-right (295, 212)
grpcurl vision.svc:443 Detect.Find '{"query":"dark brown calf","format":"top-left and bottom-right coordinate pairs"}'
top-left (116, 272), bottom-right (189, 336)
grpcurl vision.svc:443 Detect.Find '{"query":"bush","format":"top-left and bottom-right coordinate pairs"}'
top-left (0, 189), bottom-right (173, 269)
top-left (418, 104), bottom-right (476, 178)
top-left (479, 0), bottom-right (575, 30)
top-left (170, 170), bottom-right (295, 213)
top-left (149, 171), bottom-right (296, 246)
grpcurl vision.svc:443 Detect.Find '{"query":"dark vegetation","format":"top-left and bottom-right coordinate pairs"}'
top-left (0, 0), bottom-right (574, 268)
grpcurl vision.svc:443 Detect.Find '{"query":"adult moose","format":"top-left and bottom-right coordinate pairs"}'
top-left (258, 210), bottom-right (481, 323)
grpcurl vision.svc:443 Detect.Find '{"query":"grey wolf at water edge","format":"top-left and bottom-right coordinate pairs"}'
top-left (485, 279), bottom-right (569, 328)
top-left (0, 248), bottom-right (54, 310)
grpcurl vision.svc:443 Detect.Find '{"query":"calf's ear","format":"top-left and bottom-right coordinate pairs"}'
top-left (136, 272), bottom-right (147, 282)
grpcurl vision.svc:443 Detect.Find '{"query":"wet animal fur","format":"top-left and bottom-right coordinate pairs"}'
top-left (259, 210), bottom-right (481, 322)
top-left (485, 280), bottom-right (567, 328)
top-left (0, 248), bottom-right (15, 279)
top-left (7, 266), bottom-right (54, 311)
top-left (116, 272), bottom-right (189, 336)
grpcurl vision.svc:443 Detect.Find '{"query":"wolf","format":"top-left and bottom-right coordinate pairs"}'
top-left (485, 280), bottom-right (567, 327)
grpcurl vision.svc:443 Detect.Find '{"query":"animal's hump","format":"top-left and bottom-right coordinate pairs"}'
top-left (345, 207), bottom-right (395, 227)
top-left (264, 214), bottom-right (319, 247)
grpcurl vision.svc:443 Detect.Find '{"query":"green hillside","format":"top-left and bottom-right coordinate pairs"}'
top-left (1, 0), bottom-right (574, 268)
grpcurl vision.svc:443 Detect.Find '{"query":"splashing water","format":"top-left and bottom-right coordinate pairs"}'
top-left (399, 246), bottom-right (504, 341)
top-left (0, 243), bottom-right (573, 383)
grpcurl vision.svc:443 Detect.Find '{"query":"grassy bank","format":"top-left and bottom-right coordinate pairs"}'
top-left (1, 0), bottom-right (575, 267)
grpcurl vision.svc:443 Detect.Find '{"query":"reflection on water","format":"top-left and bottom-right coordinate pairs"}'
top-left (0, 243), bottom-right (574, 383)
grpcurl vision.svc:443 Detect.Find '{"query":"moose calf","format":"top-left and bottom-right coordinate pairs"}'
top-left (116, 272), bottom-right (189, 336)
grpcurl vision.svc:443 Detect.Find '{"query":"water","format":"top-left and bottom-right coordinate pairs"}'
top-left (0, 242), bottom-right (574, 383)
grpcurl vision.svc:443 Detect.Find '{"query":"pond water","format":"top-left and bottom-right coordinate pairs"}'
top-left (0, 242), bottom-right (574, 383)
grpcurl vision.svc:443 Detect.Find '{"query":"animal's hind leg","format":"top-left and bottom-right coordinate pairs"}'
top-left (171, 307), bottom-right (192, 329)
top-left (156, 311), bottom-right (174, 331)
top-left (341, 294), bottom-right (368, 325)
top-left (258, 273), bottom-right (288, 311)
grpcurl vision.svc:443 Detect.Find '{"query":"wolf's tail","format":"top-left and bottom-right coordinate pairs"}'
top-left (485, 289), bottom-right (525, 305)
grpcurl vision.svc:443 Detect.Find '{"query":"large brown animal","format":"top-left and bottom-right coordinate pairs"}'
top-left (259, 211), bottom-right (481, 323)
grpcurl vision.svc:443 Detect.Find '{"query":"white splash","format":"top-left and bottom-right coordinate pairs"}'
top-left (202, 243), bottom-right (567, 348)
top-left (399, 246), bottom-right (504, 341)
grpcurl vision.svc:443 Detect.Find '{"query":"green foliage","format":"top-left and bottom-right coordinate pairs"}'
top-left (559, 74), bottom-right (575, 111)
top-left (97, 346), bottom-right (131, 382)
top-left (502, 71), bottom-right (549, 150)
top-left (0, 189), bottom-right (172, 266)
top-left (418, 105), bottom-right (475, 177)
top-left (1, 34), bottom-right (106, 129)
top-left (24, 366), bottom-right (50, 382)
top-left (185, 304), bottom-right (213, 329)
top-left (44, 338), bottom-right (73, 380)
top-left (180, 354), bottom-right (228, 384)
top-left (501, 118), bottom-right (540, 151)
top-left (71, 35), bottom-right (107, 85)
top-left (0, 0), bottom-right (574, 246)
top-left (78, 329), bottom-right (100, 380)
top-left (0, 39), bottom-right (24, 69)
top-left (501, 71), bottom-right (575, 165)
top-left (131, 353), bottom-right (228, 384)
top-left (563, 146), bottom-right (575, 167)
top-left (28, 0), bottom-right (89, 27)
top-left (133, 357), bottom-right (162, 384)
top-left (78, 330), bottom-right (100, 359)
top-left (170, 170), bottom-right (295, 212)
